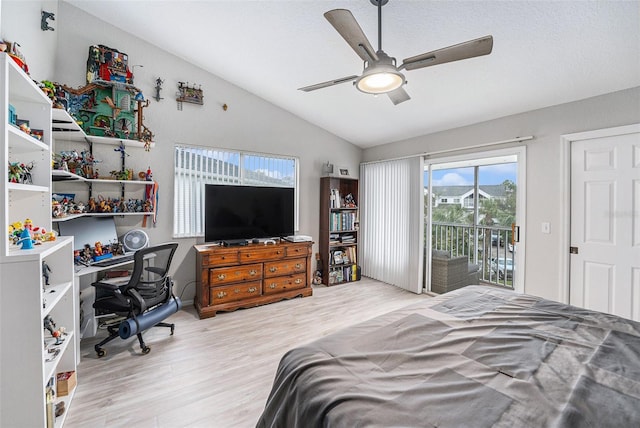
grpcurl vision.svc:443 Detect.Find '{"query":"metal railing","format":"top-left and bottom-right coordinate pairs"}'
top-left (428, 222), bottom-right (515, 288)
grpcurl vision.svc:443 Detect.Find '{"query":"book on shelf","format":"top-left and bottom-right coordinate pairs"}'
top-left (330, 188), bottom-right (341, 208)
top-left (332, 250), bottom-right (343, 264)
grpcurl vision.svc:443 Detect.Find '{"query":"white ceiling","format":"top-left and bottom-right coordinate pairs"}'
top-left (64, 0), bottom-right (640, 148)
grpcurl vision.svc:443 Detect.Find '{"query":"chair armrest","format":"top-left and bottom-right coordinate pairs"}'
top-left (145, 266), bottom-right (166, 275)
top-left (92, 281), bottom-right (121, 292)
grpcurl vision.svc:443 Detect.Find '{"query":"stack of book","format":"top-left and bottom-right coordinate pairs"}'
top-left (341, 234), bottom-right (355, 244)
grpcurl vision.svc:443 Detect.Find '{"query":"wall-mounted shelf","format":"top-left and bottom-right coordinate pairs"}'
top-left (52, 108), bottom-right (156, 220)
top-left (52, 108), bottom-right (155, 148)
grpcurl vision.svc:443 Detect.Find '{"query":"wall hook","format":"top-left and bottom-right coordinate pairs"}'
top-left (41, 10), bottom-right (55, 31)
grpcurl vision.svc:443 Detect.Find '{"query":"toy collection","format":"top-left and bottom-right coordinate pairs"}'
top-left (51, 193), bottom-right (153, 219)
top-left (1, 39), bottom-right (29, 74)
top-left (44, 44), bottom-right (154, 150)
top-left (8, 219), bottom-right (57, 249)
top-left (74, 240), bottom-right (124, 266)
top-left (6, 42), bottom-right (158, 250)
top-left (7, 161), bottom-right (34, 184)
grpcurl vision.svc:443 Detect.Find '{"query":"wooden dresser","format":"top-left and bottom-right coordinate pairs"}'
top-left (194, 241), bottom-right (313, 318)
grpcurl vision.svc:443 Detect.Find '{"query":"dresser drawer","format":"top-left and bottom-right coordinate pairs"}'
top-left (210, 281), bottom-right (262, 304)
top-left (209, 263), bottom-right (262, 285)
top-left (264, 257), bottom-right (307, 278)
top-left (239, 246), bottom-right (286, 263)
top-left (263, 273), bottom-right (307, 294)
top-left (286, 243), bottom-right (312, 258)
top-left (202, 248), bottom-right (240, 267)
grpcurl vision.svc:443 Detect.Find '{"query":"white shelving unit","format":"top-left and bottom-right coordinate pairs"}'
top-left (1, 54), bottom-right (52, 258)
top-left (51, 108), bottom-right (155, 222)
top-left (1, 53), bottom-right (77, 428)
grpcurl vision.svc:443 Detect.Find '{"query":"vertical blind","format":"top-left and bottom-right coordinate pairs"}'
top-left (360, 157), bottom-right (424, 293)
top-left (174, 145), bottom-right (297, 238)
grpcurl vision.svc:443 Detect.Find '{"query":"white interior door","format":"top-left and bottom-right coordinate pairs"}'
top-left (570, 126), bottom-right (640, 320)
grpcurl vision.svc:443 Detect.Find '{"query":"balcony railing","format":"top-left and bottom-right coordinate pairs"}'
top-left (427, 222), bottom-right (515, 288)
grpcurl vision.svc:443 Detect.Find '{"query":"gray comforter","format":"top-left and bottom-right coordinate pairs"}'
top-left (257, 285), bottom-right (640, 427)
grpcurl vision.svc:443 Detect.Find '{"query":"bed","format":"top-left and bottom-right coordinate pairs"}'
top-left (257, 285), bottom-right (640, 427)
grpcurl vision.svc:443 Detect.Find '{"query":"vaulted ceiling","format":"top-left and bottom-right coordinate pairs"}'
top-left (65, 0), bottom-right (640, 148)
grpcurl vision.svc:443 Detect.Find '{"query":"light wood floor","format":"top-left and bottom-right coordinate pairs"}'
top-left (64, 278), bottom-right (430, 428)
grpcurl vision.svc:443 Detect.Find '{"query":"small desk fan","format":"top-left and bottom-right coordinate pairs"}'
top-left (123, 229), bottom-right (149, 253)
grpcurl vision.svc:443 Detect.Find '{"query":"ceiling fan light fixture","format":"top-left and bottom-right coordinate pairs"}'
top-left (356, 53), bottom-right (405, 94)
top-left (356, 70), bottom-right (404, 94)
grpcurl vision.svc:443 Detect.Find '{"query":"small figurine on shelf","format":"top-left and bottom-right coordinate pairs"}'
top-left (344, 193), bottom-right (357, 208)
top-left (145, 166), bottom-right (153, 181)
top-left (43, 315), bottom-right (65, 345)
top-left (114, 142), bottom-right (129, 159)
top-left (82, 244), bottom-right (92, 264)
top-left (94, 241), bottom-right (103, 256)
top-left (42, 260), bottom-right (52, 286)
top-left (16, 228), bottom-right (36, 250)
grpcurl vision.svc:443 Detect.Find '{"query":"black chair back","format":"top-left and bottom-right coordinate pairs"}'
top-left (123, 242), bottom-right (178, 312)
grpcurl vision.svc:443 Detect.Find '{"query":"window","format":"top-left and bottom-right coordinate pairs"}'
top-left (173, 145), bottom-right (298, 238)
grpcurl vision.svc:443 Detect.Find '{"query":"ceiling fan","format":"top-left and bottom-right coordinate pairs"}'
top-left (298, 0), bottom-right (493, 105)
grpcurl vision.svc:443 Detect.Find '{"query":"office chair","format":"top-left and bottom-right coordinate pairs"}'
top-left (92, 242), bottom-right (181, 357)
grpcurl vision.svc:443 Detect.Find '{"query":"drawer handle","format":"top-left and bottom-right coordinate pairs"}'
top-left (216, 291), bottom-right (227, 298)
top-left (221, 256), bottom-right (226, 260)
top-left (277, 251), bottom-right (281, 254)
top-left (249, 269), bottom-right (258, 276)
top-left (234, 288), bottom-right (240, 294)
top-left (269, 267), bottom-right (278, 273)
top-left (295, 278), bottom-right (303, 284)
top-left (248, 286), bottom-right (257, 293)
top-left (269, 283), bottom-right (277, 289)
top-left (217, 274), bottom-right (226, 280)
top-left (295, 263), bottom-right (302, 269)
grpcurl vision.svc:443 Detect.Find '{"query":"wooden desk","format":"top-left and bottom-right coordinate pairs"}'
top-left (194, 241), bottom-right (313, 318)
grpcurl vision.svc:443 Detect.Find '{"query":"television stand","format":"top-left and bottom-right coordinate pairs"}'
top-left (193, 241), bottom-right (313, 318)
top-left (221, 239), bottom-right (249, 247)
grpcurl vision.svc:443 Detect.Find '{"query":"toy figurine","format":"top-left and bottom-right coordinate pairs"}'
top-left (42, 260), bottom-right (52, 285)
top-left (16, 228), bottom-right (36, 250)
top-left (114, 142), bottom-right (129, 159)
top-left (94, 241), bottom-right (103, 256)
top-left (43, 315), bottom-right (65, 345)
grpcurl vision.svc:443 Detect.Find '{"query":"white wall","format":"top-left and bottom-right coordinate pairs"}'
top-left (1, 0), bottom-right (59, 82)
top-left (363, 86), bottom-right (640, 302)
top-left (3, 1), bottom-right (362, 300)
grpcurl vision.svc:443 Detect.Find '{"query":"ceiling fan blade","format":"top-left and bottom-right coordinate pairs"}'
top-left (298, 75), bottom-right (359, 92)
top-left (324, 9), bottom-right (378, 62)
top-left (401, 35), bottom-right (493, 71)
top-left (387, 87), bottom-right (411, 105)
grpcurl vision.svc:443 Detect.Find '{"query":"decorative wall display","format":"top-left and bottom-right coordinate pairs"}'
top-left (154, 77), bottom-right (164, 101)
top-left (176, 81), bottom-right (203, 110)
top-left (86, 44), bottom-right (132, 84)
top-left (46, 44), bottom-right (154, 149)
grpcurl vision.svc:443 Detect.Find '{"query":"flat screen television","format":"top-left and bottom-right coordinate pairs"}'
top-left (205, 184), bottom-right (294, 243)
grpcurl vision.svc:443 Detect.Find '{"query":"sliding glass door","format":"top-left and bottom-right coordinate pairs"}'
top-left (424, 148), bottom-right (526, 292)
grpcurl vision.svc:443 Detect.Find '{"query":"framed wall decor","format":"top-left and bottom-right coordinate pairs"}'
top-left (177, 82), bottom-right (204, 105)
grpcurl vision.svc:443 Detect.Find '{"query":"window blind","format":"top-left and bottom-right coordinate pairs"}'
top-left (360, 157), bottom-right (424, 293)
top-left (174, 145), bottom-right (297, 238)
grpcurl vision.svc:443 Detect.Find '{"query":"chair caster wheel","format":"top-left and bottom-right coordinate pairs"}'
top-left (96, 348), bottom-right (106, 358)
top-left (142, 346), bottom-right (151, 355)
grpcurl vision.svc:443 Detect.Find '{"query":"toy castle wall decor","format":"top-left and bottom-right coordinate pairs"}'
top-left (48, 45), bottom-right (154, 150)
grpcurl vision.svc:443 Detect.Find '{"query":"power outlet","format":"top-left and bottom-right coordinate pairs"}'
top-left (541, 222), bottom-right (551, 234)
